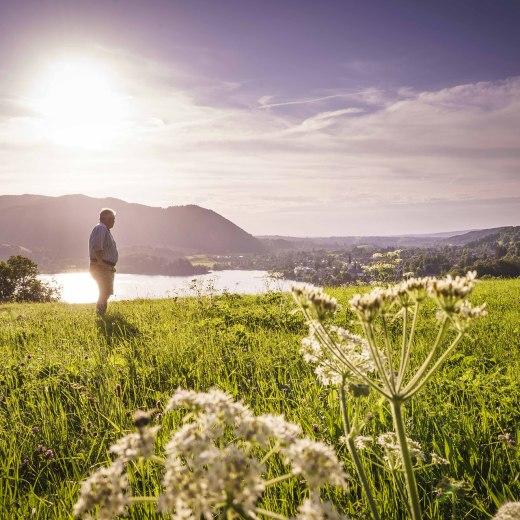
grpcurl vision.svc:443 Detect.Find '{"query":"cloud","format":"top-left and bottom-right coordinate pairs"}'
top-left (257, 93), bottom-right (353, 109)
top-left (0, 48), bottom-right (519, 234)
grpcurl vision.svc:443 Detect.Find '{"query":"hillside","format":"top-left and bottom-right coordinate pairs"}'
top-left (258, 227), bottom-right (503, 251)
top-left (0, 194), bottom-right (264, 272)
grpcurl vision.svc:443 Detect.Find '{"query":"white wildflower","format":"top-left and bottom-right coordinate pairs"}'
top-left (109, 425), bottom-right (160, 463)
top-left (283, 438), bottom-right (347, 490)
top-left (167, 421), bottom-right (220, 461)
top-left (349, 287), bottom-right (397, 322)
top-left (236, 411), bottom-right (302, 448)
top-left (301, 322), bottom-right (380, 386)
top-left (431, 453), bottom-right (450, 466)
top-left (295, 497), bottom-right (351, 520)
top-left (394, 276), bottom-right (431, 306)
top-left (292, 284), bottom-right (339, 320)
top-left (452, 301), bottom-right (487, 331)
top-left (492, 502), bottom-right (520, 520)
top-left (377, 432), bottom-right (425, 469)
top-left (73, 462), bottom-right (128, 519)
top-left (159, 445), bottom-right (265, 518)
top-left (428, 271), bottom-right (477, 313)
top-left (159, 455), bottom-right (214, 519)
top-left (165, 387), bottom-right (248, 425)
top-left (354, 436), bottom-right (373, 451)
top-left (209, 446), bottom-right (265, 514)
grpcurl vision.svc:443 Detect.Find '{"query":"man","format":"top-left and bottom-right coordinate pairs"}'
top-left (89, 208), bottom-right (118, 316)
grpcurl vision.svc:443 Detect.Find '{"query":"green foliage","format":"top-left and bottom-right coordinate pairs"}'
top-left (0, 255), bottom-right (60, 303)
top-left (0, 281), bottom-right (518, 518)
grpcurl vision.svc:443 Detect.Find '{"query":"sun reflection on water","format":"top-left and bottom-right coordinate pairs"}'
top-left (39, 271), bottom-right (293, 304)
top-left (44, 273), bottom-right (99, 304)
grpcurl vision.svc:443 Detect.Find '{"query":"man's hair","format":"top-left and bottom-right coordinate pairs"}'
top-left (99, 208), bottom-right (116, 220)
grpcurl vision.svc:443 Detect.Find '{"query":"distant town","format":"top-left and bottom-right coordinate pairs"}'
top-left (206, 226), bottom-right (520, 285)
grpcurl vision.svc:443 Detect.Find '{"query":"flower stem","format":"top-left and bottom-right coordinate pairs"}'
top-left (381, 316), bottom-right (397, 393)
top-left (362, 322), bottom-right (393, 394)
top-left (128, 496), bottom-right (158, 504)
top-left (339, 381), bottom-right (381, 520)
top-left (264, 473), bottom-right (294, 487)
top-left (390, 399), bottom-right (422, 520)
top-left (403, 331), bottom-right (464, 400)
top-left (397, 302), bottom-right (419, 390)
top-left (401, 316), bottom-right (449, 397)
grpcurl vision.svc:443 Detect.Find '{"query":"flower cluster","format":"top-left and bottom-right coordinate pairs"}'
top-left (347, 271), bottom-right (484, 325)
top-left (109, 425), bottom-right (160, 463)
top-left (492, 502), bottom-right (520, 520)
top-left (292, 284), bottom-right (339, 320)
top-left (300, 322), bottom-right (378, 386)
top-left (159, 388), bottom-right (347, 517)
top-left (427, 271), bottom-right (477, 314)
top-left (73, 462), bottom-right (128, 520)
top-left (349, 287), bottom-right (397, 323)
top-left (283, 438), bottom-right (347, 490)
top-left (296, 497), bottom-right (351, 520)
top-left (75, 388), bottom-right (347, 520)
top-left (430, 453), bottom-right (450, 466)
top-left (377, 432), bottom-right (425, 470)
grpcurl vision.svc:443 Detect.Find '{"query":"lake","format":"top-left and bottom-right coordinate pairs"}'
top-left (39, 270), bottom-right (293, 304)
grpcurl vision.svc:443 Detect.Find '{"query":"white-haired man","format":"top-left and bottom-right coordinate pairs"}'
top-left (89, 208), bottom-right (118, 316)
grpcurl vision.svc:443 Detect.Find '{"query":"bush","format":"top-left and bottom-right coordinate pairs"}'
top-left (0, 255), bottom-right (60, 303)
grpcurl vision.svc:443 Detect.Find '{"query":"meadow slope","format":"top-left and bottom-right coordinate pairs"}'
top-left (0, 279), bottom-right (519, 519)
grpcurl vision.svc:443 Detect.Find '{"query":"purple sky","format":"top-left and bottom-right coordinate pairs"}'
top-left (1, 0), bottom-right (519, 235)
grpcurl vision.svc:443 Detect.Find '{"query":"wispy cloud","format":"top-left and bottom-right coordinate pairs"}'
top-left (257, 93), bottom-right (353, 109)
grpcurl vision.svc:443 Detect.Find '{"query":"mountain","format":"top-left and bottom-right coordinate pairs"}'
top-left (0, 194), bottom-right (265, 272)
top-left (438, 227), bottom-right (512, 246)
top-left (258, 227), bottom-right (510, 251)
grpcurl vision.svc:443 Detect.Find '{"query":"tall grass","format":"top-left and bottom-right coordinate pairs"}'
top-left (0, 280), bottom-right (518, 518)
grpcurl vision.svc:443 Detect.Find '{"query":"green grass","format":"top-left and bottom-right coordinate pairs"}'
top-left (0, 280), bottom-right (519, 519)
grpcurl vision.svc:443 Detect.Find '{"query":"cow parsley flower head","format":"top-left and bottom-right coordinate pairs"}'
top-left (301, 322), bottom-right (380, 386)
top-left (109, 425), bottom-right (160, 463)
top-left (160, 441), bottom-right (265, 517)
top-left (492, 502), bottom-right (520, 520)
top-left (283, 438), bottom-right (347, 490)
top-left (292, 284), bottom-right (339, 320)
top-left (159, 454), bottom-right (214, 519)
top-left (377, 432), bottom-right (425, 469)
top-left (73, 462), bottom-right (128, 519)
top-left (428, 271), bottom-right (477, 314)
top-left (452, 301), bottom-right (487, 331)
top-left (395, 276), bottom-right (432, 305)
top-left (165, 388), bottom-right (249, 426)
top-left (167, 421), bottom-right (219, 461)
top-left (236, 411), bottom-right (302, 448)
top-left (354, 435), bottom-right (373, 451)
top-left (431, 453), bottom-right (450, 466)
top-left (295, 497), bottom-right (351, 520)
top-left (349, 286), bottom-right (397, 323)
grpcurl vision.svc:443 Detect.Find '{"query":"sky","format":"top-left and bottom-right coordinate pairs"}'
top-left (1, 0), bottom-right (519, 236)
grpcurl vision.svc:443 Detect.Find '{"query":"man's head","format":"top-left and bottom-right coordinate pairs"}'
top-left (99, 208), bottom-right (116, 229)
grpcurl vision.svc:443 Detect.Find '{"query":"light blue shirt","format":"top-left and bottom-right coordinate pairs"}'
top-left (89, 223), bottom-right (119, 264)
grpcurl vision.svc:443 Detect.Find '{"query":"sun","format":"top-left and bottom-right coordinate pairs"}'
top-left (33, 60), bottom-right (129, 148)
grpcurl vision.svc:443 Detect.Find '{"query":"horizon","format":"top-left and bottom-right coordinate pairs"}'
top-left (1, 1), bottom-right (519, 235)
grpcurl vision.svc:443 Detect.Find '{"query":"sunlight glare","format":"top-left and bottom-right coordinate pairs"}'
top-left (34, 60), bottom-right (129, 148)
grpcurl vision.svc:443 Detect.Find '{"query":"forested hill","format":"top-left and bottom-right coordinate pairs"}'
top-left (0, 194), bottom-right (264, 271)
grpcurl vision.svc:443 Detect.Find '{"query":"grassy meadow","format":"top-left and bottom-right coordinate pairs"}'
top-left (0, 279), bottom-right (519, 519)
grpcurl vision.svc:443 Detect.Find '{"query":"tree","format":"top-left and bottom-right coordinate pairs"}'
top-left (0, 256), bottom-right (60, 303)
